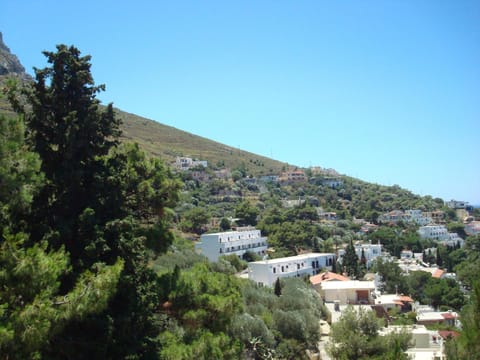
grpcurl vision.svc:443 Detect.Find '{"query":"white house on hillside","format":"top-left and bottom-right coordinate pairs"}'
top-left (320, 280), bottom-right (376, 305)
top-left (175, 156), bottom-right (208, 170)
top-left (418, 225), bottom-right (449, 240)
top-left (446, 199), bottom-right (469, 209)
top-left (195, 227), bottom-right (267, 262)
top-left (248, 252), bottom-right (336, 286)
top-left (404, 209), bottom-right (433, 226)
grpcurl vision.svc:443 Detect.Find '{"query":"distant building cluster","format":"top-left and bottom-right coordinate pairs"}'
top-left (378, 209), bottom-right (435, 226)
top-left (174, 156), bottom-right (208, 170)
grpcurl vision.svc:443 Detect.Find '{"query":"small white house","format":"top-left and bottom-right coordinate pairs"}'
top-left (248, 252), bottom-right (336, 286)
top-left (319, 280), bottom-right (376, 305)
top-left (195, 227), bottom-right (267, 262)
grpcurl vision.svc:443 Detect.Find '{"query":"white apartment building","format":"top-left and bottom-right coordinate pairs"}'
top-left (418, 225), bottom-right (449, 240)
top-left (446, 199), bottom-right (469, 209)
top-left (248, 252), bottom-right (336, 286)
top-left (440, 233), bottom-right (464, 248)
top-left (175, 156), bottom-right (208, 170)
top-left (404, 209), bottom-right (433, 226)
top-left (195, 227), bottom-right (267, 262)
top-left (337, 242), bottom-right (382, 269)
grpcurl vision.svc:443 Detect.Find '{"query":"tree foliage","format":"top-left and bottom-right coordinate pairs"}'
top-left (5, 45), bottom-right (180, 359)
top-left (327, 306), bottom-right (411, 360)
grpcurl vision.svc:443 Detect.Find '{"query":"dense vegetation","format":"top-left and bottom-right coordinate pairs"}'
top-left (0, 45), bottom-right (331, 359)
top-left (1, 43), bottom-right (479, 359)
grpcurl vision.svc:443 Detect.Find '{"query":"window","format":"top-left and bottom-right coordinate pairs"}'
top-left (273, 268), bottom-right (276, 274)
top-left (281, 266), bottom-right (285, 272)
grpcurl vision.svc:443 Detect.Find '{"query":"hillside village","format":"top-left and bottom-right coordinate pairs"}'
top-left (174, 155), bottom-right (479, 359)
top-left (1, 35), bottom-right (479, 359)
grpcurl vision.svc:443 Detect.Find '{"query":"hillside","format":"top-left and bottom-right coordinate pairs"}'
top-left (0, 33), bottom-right (288, 175)
top-left (116, 109), bottom-right (289, 175)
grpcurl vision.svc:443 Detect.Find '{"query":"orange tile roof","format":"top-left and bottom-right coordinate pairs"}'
top-left (310, 271), bottom-right (349, 285)
top-left (432, 269), bottom-right (445, 278)
top-left (397, 295), bottom-right (414, 303)
top-left (441, 312), bottom-right (458, 320)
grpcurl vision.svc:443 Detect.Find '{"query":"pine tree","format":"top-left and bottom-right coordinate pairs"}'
top-left (274, 277), bottom-right (282, 297)
top-left (8, 45), bottom-right (180, 358)
top-left (343, 240), bottom-right (360, 279)
top-left (0, 114), bottom-right (122, 358)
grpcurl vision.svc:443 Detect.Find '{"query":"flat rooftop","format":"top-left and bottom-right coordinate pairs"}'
top-left (321, 280), bottom-right (375, 290)
top-left (251, 252), bottom-right (336, 265)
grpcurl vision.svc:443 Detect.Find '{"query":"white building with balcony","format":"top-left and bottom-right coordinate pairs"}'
top-left (446, 199), bottom-right (469, 209)
top-left (440, 233), bottom-right (464, 248)
top-left (175, 156), bottom-right (208, 170)
top-left (248, 252), bottom-right (336, 286)
top-left (418, 225), bottom-right (449, 240)
top-left (195, 227), bottom-right (267, 262)
top-left (404, 209), bottom-right (433, 226)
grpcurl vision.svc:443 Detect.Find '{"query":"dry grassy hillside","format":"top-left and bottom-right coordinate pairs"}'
top-left (116, 109), bottom-right (289, 175)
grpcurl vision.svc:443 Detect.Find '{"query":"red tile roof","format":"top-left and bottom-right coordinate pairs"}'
top-left (310, 271), bottom-right (349, 285)
top-left (441, 312), bottom-right (458, 320)
top-left (432, 269), bottom-right (445, 278)
top-left (438, 330), bottom-right (460, 339)
top-left (397, 295), bottom-right (414, 303)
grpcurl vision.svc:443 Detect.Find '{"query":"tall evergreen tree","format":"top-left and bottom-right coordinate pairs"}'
top-left (0, 114), bottom-right (122, 359)
top-left (343, 240), bottom-right (360, 279)
top-left (274, 277), bottom-right (282, 297)
top-left (8, 45), bottom-right (180, 358)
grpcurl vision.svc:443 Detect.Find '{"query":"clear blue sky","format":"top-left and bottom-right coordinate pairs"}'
top-left (3, 1), bottom-right (480, 204)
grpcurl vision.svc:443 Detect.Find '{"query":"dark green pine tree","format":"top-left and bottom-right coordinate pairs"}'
top-left (343, 240), bottom-right (360, 279)
top-left (19, 45), bottom-right (121, 267)
top-left (0, 114), bottom-right (122, 358)
top-left (436, 247), bottom-right (443, 267)
top-left (274, 277), bottom-right (282, 297)
top-left (360, 248), bottom-right (367, 267)
top-left (9, 45), bottom-right (180, 359)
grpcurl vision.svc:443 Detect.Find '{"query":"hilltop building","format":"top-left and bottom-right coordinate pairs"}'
top-left (174, 156), bottom-right (208, 170)
top-left (446, 199), bottom-right (470, 209)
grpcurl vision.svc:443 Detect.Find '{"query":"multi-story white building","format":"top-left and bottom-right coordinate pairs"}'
top-left (418, 225), bottom-right (449, 240)
top-left (440, 233), bottom-right (464, 248)
top-left (175, 156), bottom-right (208, 170)
top-left (322, 178), bottom-right (343, 189)
top-left (404, 209), bottom-right (433, 226)
top-left (248, 252), bottom-right (336, 286)
top-left (337, 242), bottom-right (382, 269)
top-left (195, 227), bottom-right (267, 262)
top-left (446, 199), bottom-right (469, 209)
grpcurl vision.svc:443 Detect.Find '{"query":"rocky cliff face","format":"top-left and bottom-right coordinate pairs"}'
top-left (0, 32), bottom-right (30, 79)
